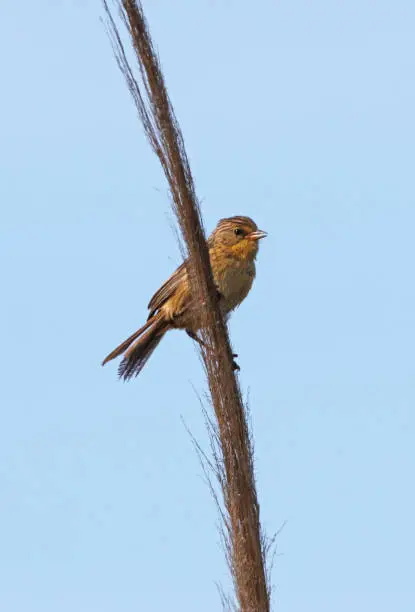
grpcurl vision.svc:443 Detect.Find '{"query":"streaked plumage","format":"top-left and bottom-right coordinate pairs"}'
top-left (102, 216), bottom-right (266, 380)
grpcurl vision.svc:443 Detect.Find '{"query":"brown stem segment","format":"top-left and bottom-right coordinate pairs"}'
top-left (102, 2), bottom-right (271, 609)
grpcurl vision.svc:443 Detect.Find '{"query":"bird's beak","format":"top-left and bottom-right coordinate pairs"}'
top-left (246, 230), bottom-right (267, 241)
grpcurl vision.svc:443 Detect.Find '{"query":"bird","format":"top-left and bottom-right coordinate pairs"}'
top-left (102, 215), bottom-right (267, 380)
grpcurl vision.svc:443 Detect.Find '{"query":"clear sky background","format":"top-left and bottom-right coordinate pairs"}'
top-left (1, 1), bottom-right (414, 611)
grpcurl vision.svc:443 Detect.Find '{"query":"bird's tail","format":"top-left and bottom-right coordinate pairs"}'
top-left (102, 313), bottom-right (170, 380)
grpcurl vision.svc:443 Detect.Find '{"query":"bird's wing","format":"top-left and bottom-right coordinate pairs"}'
top-left (147, 260), bottom-right (188, 319)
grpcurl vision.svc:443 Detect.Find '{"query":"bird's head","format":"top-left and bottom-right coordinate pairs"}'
top-left (210, 216), bottom-right (267, 260)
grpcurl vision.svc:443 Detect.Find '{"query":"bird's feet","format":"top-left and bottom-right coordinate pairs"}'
top-left (187, 329), bottom-right (240, 371)
top-left (186, 329), bottom-right (206, 348)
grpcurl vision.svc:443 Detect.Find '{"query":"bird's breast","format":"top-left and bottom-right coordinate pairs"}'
top-left (214, 257), bottom-right (256, 313)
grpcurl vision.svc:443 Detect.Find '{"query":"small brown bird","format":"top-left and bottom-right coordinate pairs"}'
top-left (102, 216), bottom-right (267, 380)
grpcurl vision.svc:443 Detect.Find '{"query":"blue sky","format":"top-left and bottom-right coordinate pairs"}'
top-left (1, 1), bottom-right (414, 610)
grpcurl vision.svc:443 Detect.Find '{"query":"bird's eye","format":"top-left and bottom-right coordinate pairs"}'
top-left (234, 227), bottom-right (243, 236)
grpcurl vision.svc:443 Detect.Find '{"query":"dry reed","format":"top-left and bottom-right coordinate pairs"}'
top-left (102, 2), bottom-right (272, 609)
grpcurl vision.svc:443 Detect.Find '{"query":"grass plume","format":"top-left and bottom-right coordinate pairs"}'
top-left (102, 2), bottom-right (272, 608)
